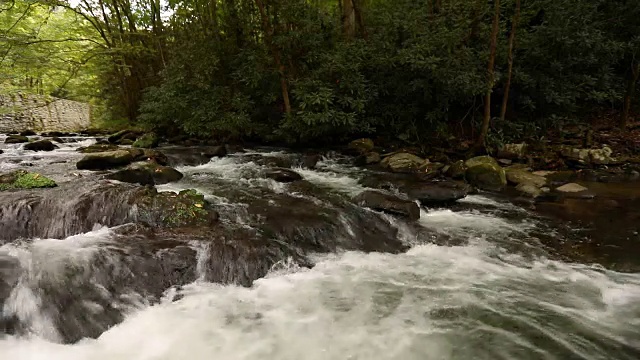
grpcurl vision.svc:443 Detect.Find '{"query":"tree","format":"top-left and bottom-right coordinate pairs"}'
top-left (476, 0), bottom-right (501, 148)
top-left (499, 0), bottom-right (520, 123)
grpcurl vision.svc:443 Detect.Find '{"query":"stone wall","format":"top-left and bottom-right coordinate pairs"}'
top-left (0, 94), bottom-right (91, 132)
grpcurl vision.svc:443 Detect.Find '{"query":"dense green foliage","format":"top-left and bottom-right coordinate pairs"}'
top-left (2, 0), bottom-right (640, 145)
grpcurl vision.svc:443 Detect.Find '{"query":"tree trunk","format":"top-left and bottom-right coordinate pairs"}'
top-left (499, 0), bottom-right (520, 123)
top-left (351, 0), bottom-right (368, 39)
top-left (620, 61), bottom-right (640, 128)
top-left (255, 0), bottom-right (291, 115)
top-left (342, 0), bottom-right (355, 39)
top-left (476, 0), bottom-right (501, 148)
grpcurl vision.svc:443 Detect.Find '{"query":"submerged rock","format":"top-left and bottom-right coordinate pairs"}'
top-left (0, 170), bottom-right (57, 190)
top-left (556, 183), bottom-right (588, 193)
top-left (24, 140), bottom-right (57, 152)
top-left (353, 190), bottom-right (420, 220)
top-left (381, 152), bottom-right (427, 173)
top-left (264, 168), bottom-right (303, 182)
top-left (464, 156), bottom-right (506, 191)
top-left (4, 135), bottom-right (28, 144)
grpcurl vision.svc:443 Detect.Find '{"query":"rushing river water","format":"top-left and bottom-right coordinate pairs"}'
top-left (1, 135), bottom-right (639, 360)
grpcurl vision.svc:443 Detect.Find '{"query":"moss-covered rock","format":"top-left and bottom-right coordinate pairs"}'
top-left (133, 133), bottom-right (160, 148)
top-left (106, 162), bottom-right (183, 185)
top-left (4, 135), bottom-right (28, 144)
top-left (107, 129), bottom-right (139, 144)
top-left (348, 138), bottom-right (374, 154)
top-left (464, 156), bottom-right (506, 191)
top-left (381, 152), bottom-right (427, 173)
top-left (76, 150), bottom-right (136, 170)
top-left (446, 160), bottom-right (467, 179)
top-left (505, 168), bottom-right (547, 188)
top-left (78, 143), bottom-right (120, 153)
top-left (0, 170), bottom-right (57, 191)
top-left (132, 188), bottom-right (218, 228)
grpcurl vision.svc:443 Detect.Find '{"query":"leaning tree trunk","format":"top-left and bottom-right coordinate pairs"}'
top-left (476, 0), bottom-right (501, 148)
top-left (499, 0), bottom-right (520, 123)
top-left (620, 61), bottom-right (640, 128)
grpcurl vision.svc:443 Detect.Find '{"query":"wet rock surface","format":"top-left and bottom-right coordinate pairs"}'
top-left (353, 190), bottom-right (420, 220)
top-left (2, 133), bottom-right (640, 347)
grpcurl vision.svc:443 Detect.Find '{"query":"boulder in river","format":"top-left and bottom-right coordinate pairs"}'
top-left (560, 146), bottom-right (614, 166)
top-left (202, 145), bottom-right (227, 158)
top-left (355, 152), bottom-right (381, 166)
top-left (78, 143), bottom-right (120, 153)
top-left (497, 143), bottom-right (528, 160)
top-left (23, 140), bottom-right (57, 152)
top-left (445, 160), bottom-right (467, 179)
top-left (0, 170), bottom-right (57, 191)
top-left (108, 129), bottom-right (139, 145)
top-left (353, 190), bottom-right (420, 220)
top-left (132, 133), bottom-right (160, 149)
top-left (515, 183), bottom-right (543, 198)
top-left (4, 135), bottom-right (28, 144)
top-left (505, 168), bottom-right (547, 188)
top-left (348, 138), bottom-right (374, 155)
top-left (77, 149), bottom-right (137, 170)
top-left (300, 154), bottom-right (321, 169)
top-left (403, 181), bottom-right (471, 205)
top-left (556, 183), bottom-right (588, 193)
top-left (381, 152), bottom-right (427, 173)
top-left (134, 188), bottom-right (219, 228)
top-left (106, 162), bottom-right (183, 186)
top-left (264, 168), bottom-right (303, 183)
top-left (19, 130), bottom-right (36, 136)
top-left (464, 156), bottom-right (507, 191)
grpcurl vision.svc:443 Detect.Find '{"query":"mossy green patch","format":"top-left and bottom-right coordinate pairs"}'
top-left (133, 133), bottom-right (159, 148)
top-left (131, 187), bottom-right (217, 228)
top-left (0, 170), bottom-right (57, 191)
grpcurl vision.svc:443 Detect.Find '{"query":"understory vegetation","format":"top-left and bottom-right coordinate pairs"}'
top-left (2, 0), bottom-right (639, 147)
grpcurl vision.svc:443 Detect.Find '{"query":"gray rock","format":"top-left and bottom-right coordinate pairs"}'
top-left (24, 140), bottom-right (57, 152)
top-left (353, 190), bottom-right (420, 220)
top-left (264, 168), bottom-right (303, 183)
top-left (556, 183), bottom-right (588, 193)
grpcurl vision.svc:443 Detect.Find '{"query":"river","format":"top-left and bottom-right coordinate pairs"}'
top-left (0, 134), bottom-right (639, 360)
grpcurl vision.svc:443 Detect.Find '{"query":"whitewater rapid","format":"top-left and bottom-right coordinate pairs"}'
top-left (1, 141), bottom-right (640, 359)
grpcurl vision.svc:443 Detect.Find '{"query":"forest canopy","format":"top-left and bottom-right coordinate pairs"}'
top-left (1, 0), bottom-right (639, 146)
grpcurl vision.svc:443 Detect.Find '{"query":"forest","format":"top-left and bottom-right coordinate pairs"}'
top-left (1, 0), bottom-right (639, 148)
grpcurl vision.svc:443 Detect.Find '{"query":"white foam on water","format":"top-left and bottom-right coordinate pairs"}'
top-left (1, 227), bottom-right (117, 342)
top-left (1, 241), bottom-right (639, 360)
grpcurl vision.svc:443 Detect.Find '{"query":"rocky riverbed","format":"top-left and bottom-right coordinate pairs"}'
top-left (0, 132), bottom-right (639, 359)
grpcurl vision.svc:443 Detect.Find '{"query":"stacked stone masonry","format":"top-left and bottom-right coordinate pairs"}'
top-left (0, 94), bottom-right (90, 132)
